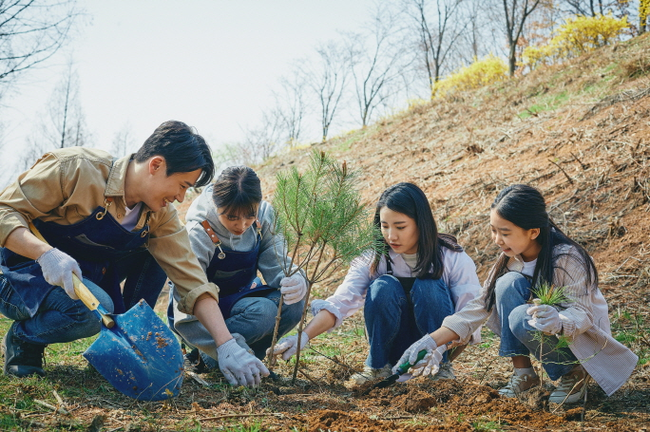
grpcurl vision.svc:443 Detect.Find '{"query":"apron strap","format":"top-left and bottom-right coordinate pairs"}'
top-left (201, 220), bottom-right (221, 245)
top-left (201, 220), bottom-right (226, 259)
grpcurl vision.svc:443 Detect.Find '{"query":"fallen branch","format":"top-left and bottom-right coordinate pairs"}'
top-left (548, 159), bottom-right (574, 184)
top-left (33, 399), bottom-right (69, 416)
top-left (186, 370), bottom-right (211, 387)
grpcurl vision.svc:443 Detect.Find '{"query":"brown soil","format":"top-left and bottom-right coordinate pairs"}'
top-left (3, 34), bottom-right (650, 432)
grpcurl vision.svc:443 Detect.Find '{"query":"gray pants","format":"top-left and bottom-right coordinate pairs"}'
top-left (172, 290), bottom-right (304, 365)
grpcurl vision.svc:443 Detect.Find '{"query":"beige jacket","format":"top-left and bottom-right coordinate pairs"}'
top-left (442, 244), bottom-right (637, 396)
top-left (0, 147), bottom-right (218, 314)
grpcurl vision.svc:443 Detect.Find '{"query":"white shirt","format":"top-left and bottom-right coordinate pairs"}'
top-left (311, 247), bottom-right (483, 343)
top-left (521, 258), bottom-right (537, 277)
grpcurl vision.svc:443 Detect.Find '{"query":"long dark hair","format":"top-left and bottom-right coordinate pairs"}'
top-left (211, 166), bottom-right (262, 216)
top-left (370, 182), bottom-right (462, 279)
top-left (483, 184), bottom-right (598, 312)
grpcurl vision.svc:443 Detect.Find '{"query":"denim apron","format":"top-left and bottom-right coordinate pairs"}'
top-left (386, 260), bottom-right (415, 305)
top-left (0, 198), bottom-right (166, 315)
top-left (202, 220), bottom-right (275, 319)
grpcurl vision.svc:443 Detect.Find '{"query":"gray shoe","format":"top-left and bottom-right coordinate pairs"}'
top-left (430, 362), bottom-right (456, 381)
top-left (349, 364), bottom-right (392, 385)
top-left (549, 365), bottom-right (588, 404)
top-left (499, 372), bottom-right (540, 397)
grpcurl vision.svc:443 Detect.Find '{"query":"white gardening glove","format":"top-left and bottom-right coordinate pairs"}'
top-left (266, 331), bottom-right (309, 361)
top-left (527, 304), bottom-right (562, 335)
top-left (280, 273), bottom-right (307, 305)
top-left (37, 248), bottom-right (82, 300)
top-left (410, 345), bottom-right (447, 377)
top-left (393, 334), bottom-right (438, 375)
top-left (217, 338), bottom-right (270, 387)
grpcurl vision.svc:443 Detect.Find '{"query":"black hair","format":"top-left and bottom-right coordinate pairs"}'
top-left (483, 184), bottom-right (598, 312)
top-left (370, 182), bottom-right (462, 279)
top-left (211, 166), bottom-right (262, 216)
top-left (134, 120), bottom-right (214, 188)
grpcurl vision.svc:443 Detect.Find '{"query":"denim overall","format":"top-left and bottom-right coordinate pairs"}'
top-left (364, 259), bottom-right (453, 368)
top-left (202, 221), bottom-right (275, 319)
top-left (0, 199), bottom-right (167, 316)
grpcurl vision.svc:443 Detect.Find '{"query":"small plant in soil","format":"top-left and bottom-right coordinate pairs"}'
top-left (268, 150), bottom-right (379, 382)
top-left (530, 283), bottom-right (576, 389)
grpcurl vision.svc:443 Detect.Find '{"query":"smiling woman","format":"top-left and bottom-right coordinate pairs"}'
top-left (421, 184), bottom-right (638, 404)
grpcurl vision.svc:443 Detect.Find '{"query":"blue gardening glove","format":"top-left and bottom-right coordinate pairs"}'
top-left (527, 304), bottom-right (562, 335)
top-left (266, 331), bottom-right (309, 361)
top-left (217, 338), bottom-right (269, 387)
top-left (393, 334), bottom-right (438, 374)
top-left (37, 248), bottom-right (82, 300)
top-left (280, 273), bottom-right (307, 305)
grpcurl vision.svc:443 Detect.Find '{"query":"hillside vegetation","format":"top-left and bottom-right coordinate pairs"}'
top-left (257, 32), bottom-right (650, 323)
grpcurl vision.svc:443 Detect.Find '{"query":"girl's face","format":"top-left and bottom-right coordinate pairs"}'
top-left (379, 207), bottom-right (419, 255)
top-left (217, 204), bottom-right (260, 236)
top-left (490, 209), bottom-right (541, 262)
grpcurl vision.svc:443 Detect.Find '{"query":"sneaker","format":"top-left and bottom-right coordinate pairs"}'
top-left (430, 362), bottom-right (456, 381)
top-left (549, 365), bottom-right (588, 404)
top-left (184, 348), bottom-right (209, 374)
top-left (498, 372), bottom-right (540, 397)
top-left (349, 364), bottom-right (392, 385)
top-left (2, 324), bottom-right (46, 378)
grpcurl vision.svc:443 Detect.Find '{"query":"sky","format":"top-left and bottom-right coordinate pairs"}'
top-left (1, 0), bottom-right (378, 185)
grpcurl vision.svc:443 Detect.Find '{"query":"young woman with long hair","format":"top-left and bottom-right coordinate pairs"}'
top-left (268, 182), bottom-right (482, 382)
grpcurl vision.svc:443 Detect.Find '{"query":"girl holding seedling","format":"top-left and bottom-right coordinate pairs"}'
top-left (167, 166), bottom-right (307, 384)
top-left (268, 182), bottom-right (482, 383)
top-left (395, 184), bottom-right (637, 403)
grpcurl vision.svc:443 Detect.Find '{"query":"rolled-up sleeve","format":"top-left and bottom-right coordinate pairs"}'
top-left (147, 207), bottom-right (219, 314)
top-left (441, 293), bottom-right (491, 344)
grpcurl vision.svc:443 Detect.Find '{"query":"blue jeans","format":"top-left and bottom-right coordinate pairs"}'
top-left (182, 289), bottom-right (305, 365)
top-left (495, 272), bottom-right (576, 380)
top-left (0, 275), bottom-right (114, 346)
top-left (364, 275), bottom-right (454, 369)
top-left (226, 290), bottom-right (304, 359)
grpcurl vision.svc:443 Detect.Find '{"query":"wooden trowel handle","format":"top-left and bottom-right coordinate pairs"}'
top-left (28, 222), bottom-right (115, 329)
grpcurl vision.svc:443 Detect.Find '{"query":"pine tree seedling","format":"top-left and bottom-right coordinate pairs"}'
top-left (530, 283), bottom-right (574, 388)
top-left (268, 150), bottom-right (379, 382)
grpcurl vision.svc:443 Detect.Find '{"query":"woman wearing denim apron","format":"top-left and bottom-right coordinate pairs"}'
top-left (168, 166), bottom-right (306, 372)
top-left (397, 184), bottom-right (637, 404)
top-left (268, 182), bottom-right (482, 383)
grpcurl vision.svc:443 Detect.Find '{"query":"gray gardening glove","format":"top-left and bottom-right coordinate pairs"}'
top-left (527, 304), bottom-right (562, 335)
top-left (280, 273), bottom-right (307, 305)
top-left (37, 248), bottom-right (82, 300)
top-left (217, 338), bottom-right (269, 387)
top-left (266, 331), bottom-right (310, 361)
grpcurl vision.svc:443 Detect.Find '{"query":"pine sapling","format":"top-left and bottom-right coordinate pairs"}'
top-left (530, 283), bottom-right (573, 388)
top-left (268, 150), bottom-right (379, 382)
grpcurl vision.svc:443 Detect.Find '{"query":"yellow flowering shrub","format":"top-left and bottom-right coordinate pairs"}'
top-left (641, 0), bottom-right (650, 29)
top-left (522, 14), bottom-right (629, 70)
top-left (433, 55), bottom-right (508, 98)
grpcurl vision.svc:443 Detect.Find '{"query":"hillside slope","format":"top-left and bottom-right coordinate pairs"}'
top-left (256, 33), bottom-right (650, 325)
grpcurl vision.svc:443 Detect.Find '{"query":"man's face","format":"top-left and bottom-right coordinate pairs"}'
top-left (146, 158), bottom-right (202, 211)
